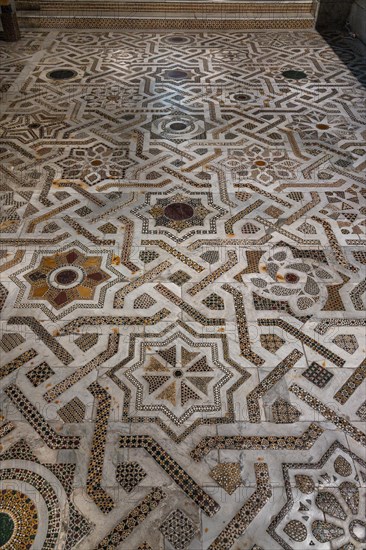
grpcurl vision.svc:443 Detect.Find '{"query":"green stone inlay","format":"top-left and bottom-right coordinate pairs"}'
top-left (282, 69), bottom-right (307, 80)
top-left (0, 512), bottom-right (15, 547)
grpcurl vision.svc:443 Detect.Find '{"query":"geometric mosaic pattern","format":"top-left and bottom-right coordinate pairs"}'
top-left (0, 24), bottom-right (365, 550)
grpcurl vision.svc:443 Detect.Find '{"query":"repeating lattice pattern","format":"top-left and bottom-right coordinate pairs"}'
top-left (0, 26), bottom-right (365, 550)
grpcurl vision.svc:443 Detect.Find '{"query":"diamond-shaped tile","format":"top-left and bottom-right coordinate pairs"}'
top-left (200, 250), bottom-right (219, 264)
top-left (202, 293), bottom-right (224, 310)
top-left (27, 363), bottom-right (54, 386)
top-left (134, 293), bottom-right (157, 309)
top-left (159, 509), bottom-right (195, 550)
top-left (75, 206), bottom-right (92, 216)
top-left (260, 334), bottom-right (285, 353)
top-left (272, 398), bottom-right (301, 424)
top-left (210, 463), bottom-right (242, 495)
top-left (58, 397), bottom-right (86, 423)
top-left (139, 250), bottom-right (159, 264)
top-left (98, 222), bottom-right (117, 234)
top-left (116, 462), bottom-right (147, 493)
top-left (332, 334), bottom-right (359, 355)
top-left (169, 270), bottom-right (191, 286)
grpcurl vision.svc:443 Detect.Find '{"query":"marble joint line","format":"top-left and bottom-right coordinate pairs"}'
top-left (187, 251), bottom-right (238, 296)
top-left (113, 260), bottom-right (172, 308)
top-left (247, 349), bottom-right (303, 422)
top-left (0, 349), bottom-right (38, 381)
top-left (120, 435), bottom-right (220, 517)
top-left (208, 463), bottom-right (272, 550)
top-left (141, 239), bottom-right (205, 272)
top-left (95, 488), bottom-right (166, 550)
top-left (43, 333), bottom-right (120, 403)
top-left (59, 309), bottom-right (171, 335)
top-left (290, 384), bottom-right (366, 447)
top-left (7, 316), bottom-right (74, 365)
top-left (191, 423), bottom-right (323, 461)
top-left (155, 283), bottom-right (225, 326)
top-left (258, 319), bottom-right (345, 367)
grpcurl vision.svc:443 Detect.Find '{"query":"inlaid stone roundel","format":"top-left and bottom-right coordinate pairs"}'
top-left (164, 203), bottom-right (194, 221)
top-left (282, 69), bottom-right (307, 80)
top-left (166, 69), bottom-right (188, 80)
top-left (169, 122), bottom-right (188, 131)
top-left (47, 69), bottom-right (77, 80)
top-left (55, 269), bottom-right (78, 286)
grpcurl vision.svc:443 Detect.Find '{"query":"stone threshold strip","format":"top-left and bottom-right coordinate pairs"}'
top-left (190, 423), bottom-right (323, 461)
top-left (120, 435), bottom-right (220, 517)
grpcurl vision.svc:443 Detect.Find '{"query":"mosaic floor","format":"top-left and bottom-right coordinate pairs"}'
top-left (0, 27), bottom-right (366, 550)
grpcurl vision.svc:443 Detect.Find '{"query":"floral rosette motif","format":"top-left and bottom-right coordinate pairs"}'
top-left (244, 246), bottom-right (342, 315)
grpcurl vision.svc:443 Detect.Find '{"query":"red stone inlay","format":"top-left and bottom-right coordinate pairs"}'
top-left (164, 202), bottom-right (194, 221)
top-left (66, 251), bottom-right (78, 263)
top-left (54, 291), bottom-right (68, 306)
top-left (285, 273), bottom-right (300, 284)
top-left (87, 272), bottom-right (104, 281)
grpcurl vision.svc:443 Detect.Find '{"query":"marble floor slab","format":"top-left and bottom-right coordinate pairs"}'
top-left (0, 27), bottom-right (365, 550)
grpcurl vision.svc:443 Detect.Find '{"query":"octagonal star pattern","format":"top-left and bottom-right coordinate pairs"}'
top-left (0, 25), bottom-right (365, 550)
top-left (110, 325), bottom-right (249, 438)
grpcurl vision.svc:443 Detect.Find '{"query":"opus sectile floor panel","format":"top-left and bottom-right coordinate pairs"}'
top-left (0, 27), bottom-right (365, 550)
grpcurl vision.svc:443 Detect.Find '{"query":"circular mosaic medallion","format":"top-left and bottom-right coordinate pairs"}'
top-left (282, 69), bottom-right (307, 80)
top-left (48, 266), bottom-right (84, 289)
top-left (0, 490), bottom-right (38, 549)
top-left (316, 123), bottom-right (330, 130)
top-left (165, 69), bottom-right (189, 80)
top-left (173, 369), bottom-right (184, 378)
top-left (0, 512), bottom-right (14, 547)
top-left (164, 202), bottom-right (194, 221)
top-left (47, 69), bottom-right (77, 81)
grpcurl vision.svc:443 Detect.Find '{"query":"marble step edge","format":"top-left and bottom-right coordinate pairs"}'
top-left (17, 14), bottom-right (315, 28)
top-left (16, 0), bottom-right (316, 13)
